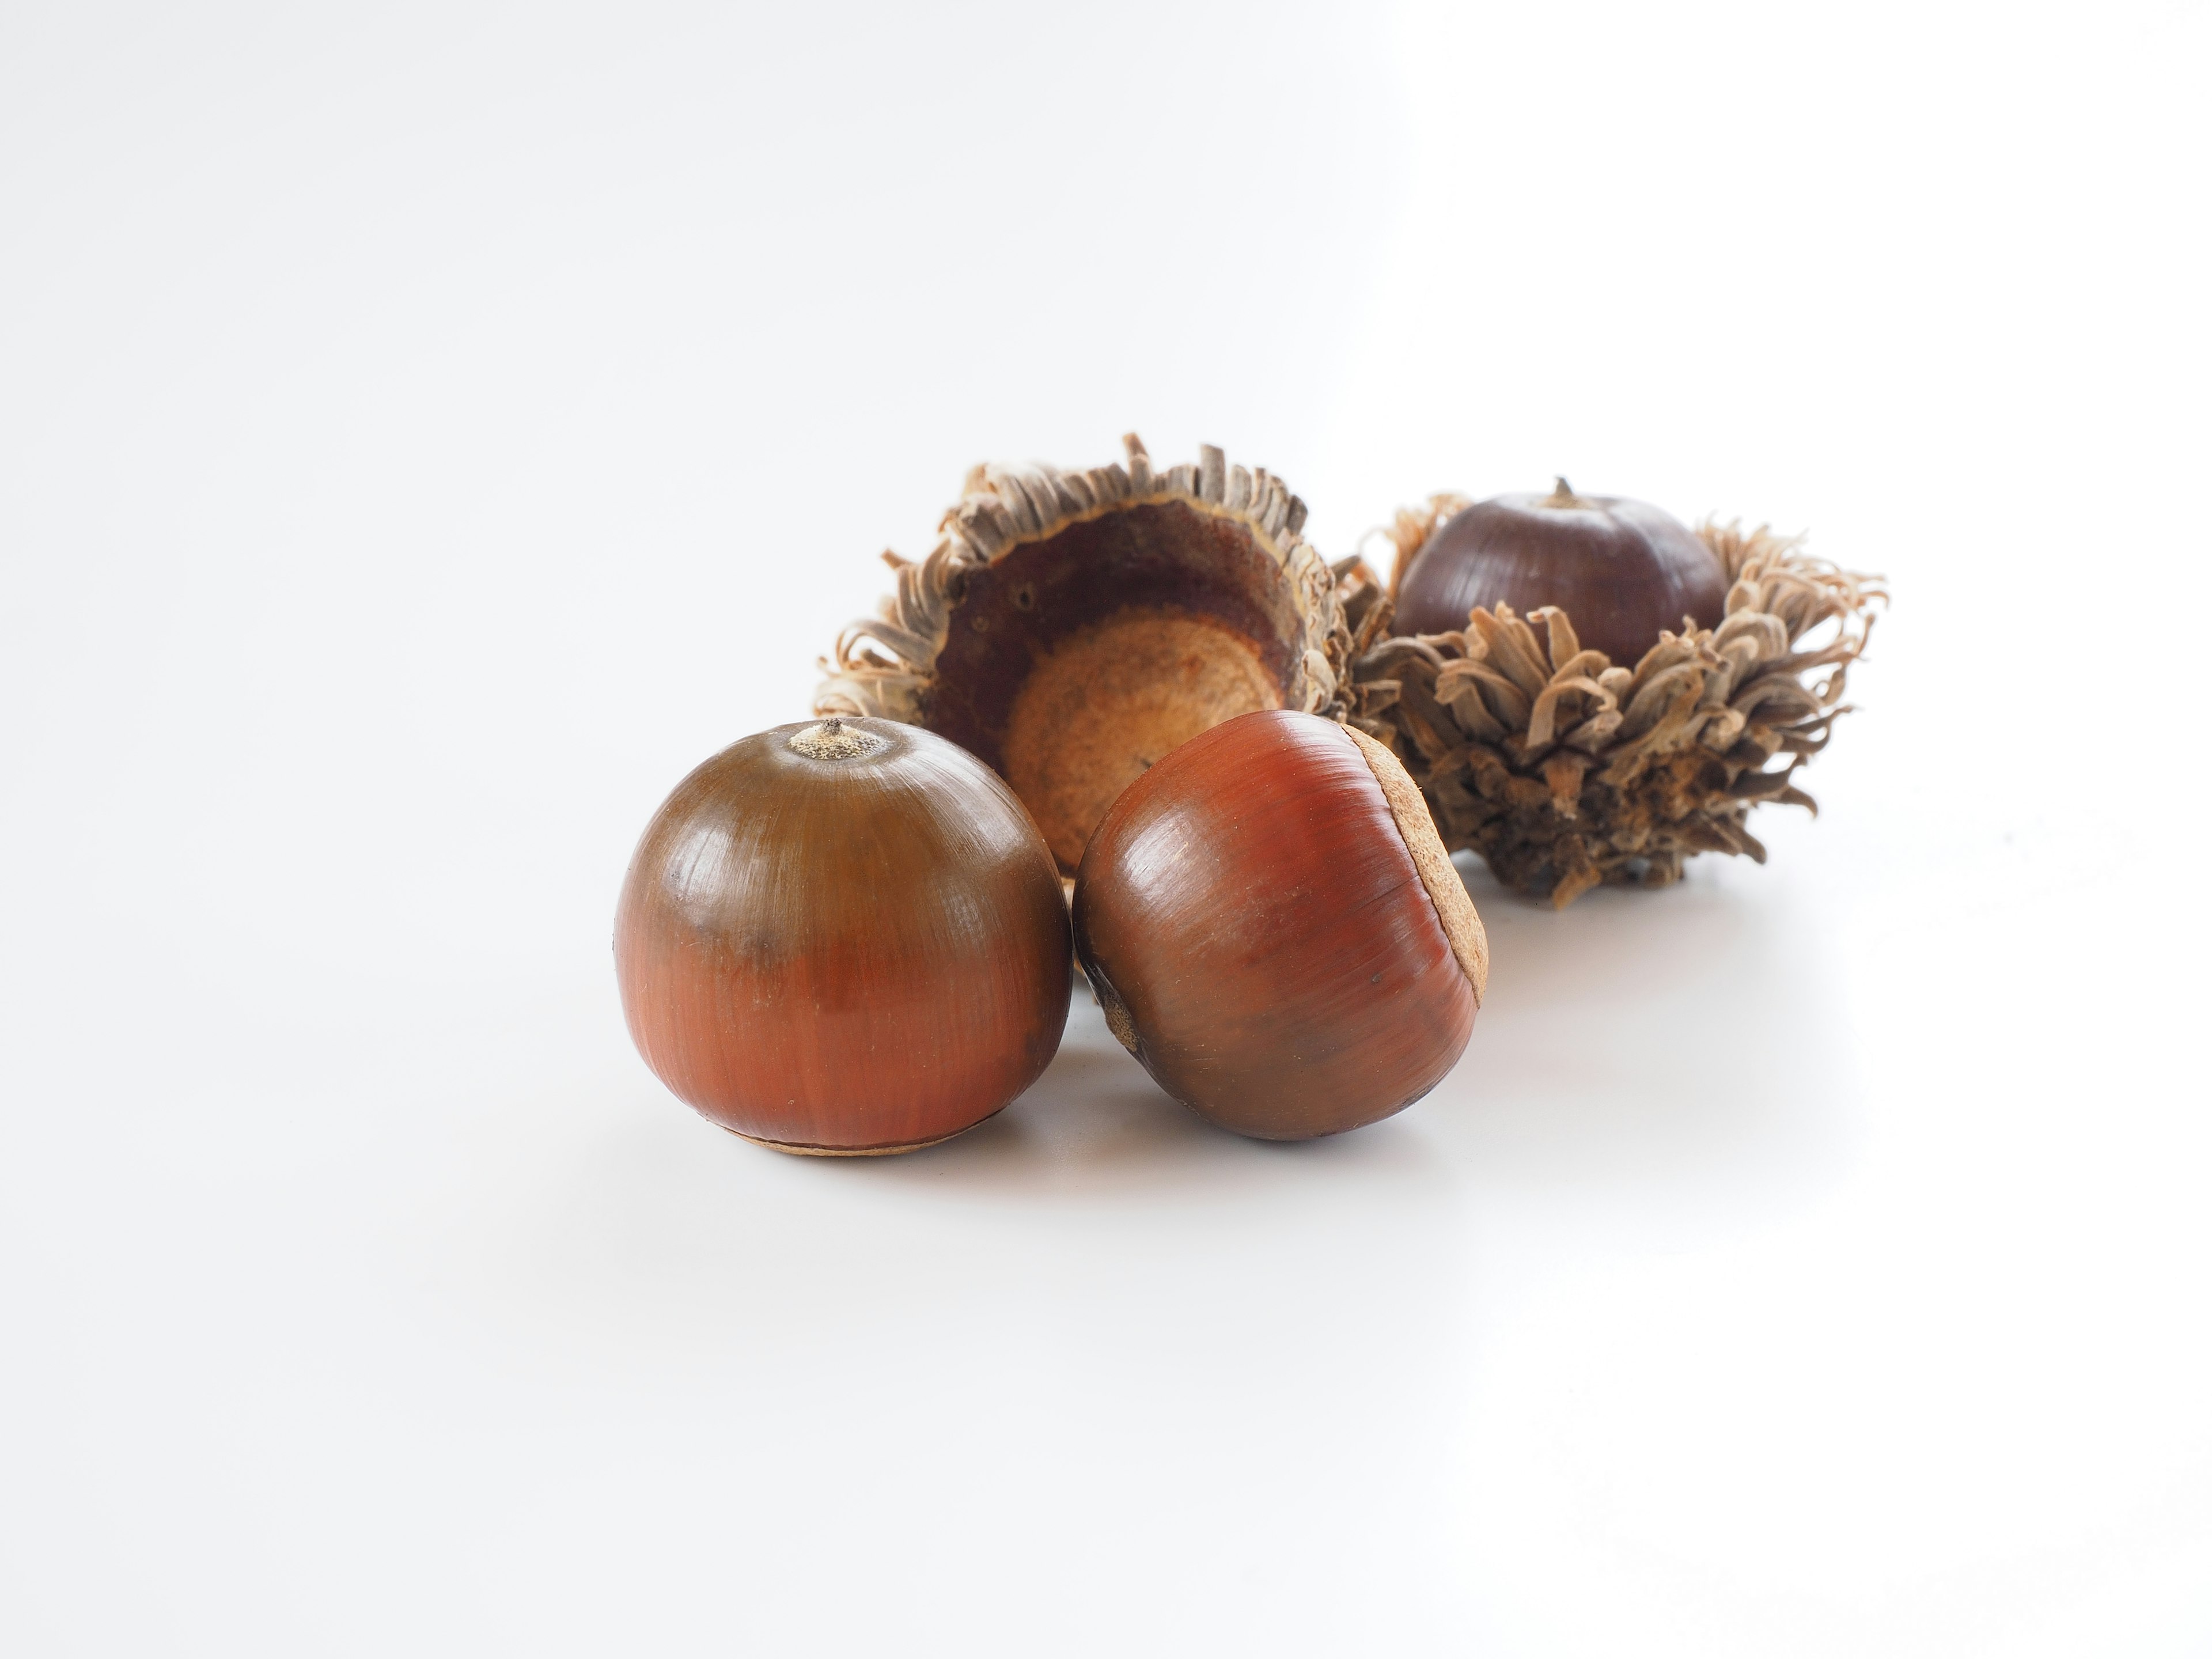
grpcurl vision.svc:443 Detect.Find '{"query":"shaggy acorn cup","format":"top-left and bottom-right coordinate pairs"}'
top-left (615, 717), bottom-right (1071, 1154)
top-left (1346, 488), bottom-right (1884, 908)
top-left (817, 434), bottom-right (1351, 875)
top-left (1392, 478), bottom-right (1728, 665)
top-left (1073, 709), bottom-right (1488, 1141)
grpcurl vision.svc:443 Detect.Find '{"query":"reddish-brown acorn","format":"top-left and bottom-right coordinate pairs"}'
top-left (1392, 478), bottom-right (1729, 665)
top-left (1072, 709), bottom-right (1489, 1141)
top-left (615, 717), bottom-right (1071, 1154)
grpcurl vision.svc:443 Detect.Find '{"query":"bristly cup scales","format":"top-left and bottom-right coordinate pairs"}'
top-left (819, 438), bottom-right (1883, 906)
top-left (1340, 500), bottom-right (1886, 906)
top-left (816, 434), bottom-right (1354, 874)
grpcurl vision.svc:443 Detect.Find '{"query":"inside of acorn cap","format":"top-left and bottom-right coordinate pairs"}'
top-left (923, 499), bottom-right (1305, 871)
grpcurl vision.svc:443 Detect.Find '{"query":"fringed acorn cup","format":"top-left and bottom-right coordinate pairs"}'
top-left (817, 434), bottom-right (1351, 873)
top-left (1341, 486), bottom-right (1886, 908)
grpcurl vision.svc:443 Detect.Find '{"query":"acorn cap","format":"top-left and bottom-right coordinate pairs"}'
top-left (817, 434), bottom-right (1351, 872)
top-left (1349, 504), bottom-right (1885, 907)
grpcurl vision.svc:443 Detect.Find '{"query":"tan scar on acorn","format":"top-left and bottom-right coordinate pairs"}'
top-left (1338, 479), bottom-right (1887, 907)
top-left (816, 434), bottom-right (1352, 873)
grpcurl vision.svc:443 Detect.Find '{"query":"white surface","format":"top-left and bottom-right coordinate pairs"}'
top-left (5, 2), bottom-right (2209, 1653)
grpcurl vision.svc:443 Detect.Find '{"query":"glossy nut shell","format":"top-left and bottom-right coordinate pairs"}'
top-left (1395, 484), bottom-right (1728, 665)
top-left (1072, 709), bottom-right (1487, 1141)
top-left (615, 718), bottom-right (1071, 1154)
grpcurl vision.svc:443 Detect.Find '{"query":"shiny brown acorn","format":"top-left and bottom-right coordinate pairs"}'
top-left (615, 717), bottom-right (1071, 1154)
top-left (1073, 709), bottom-right (1488, 1141)
top-left (1391, 478), bottom-right (1729, 665)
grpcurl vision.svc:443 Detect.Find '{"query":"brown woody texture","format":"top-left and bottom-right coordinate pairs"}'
top-left (1343, 502), bottom-right (1885, 907)
top-left (815, 434), bottom-right (1351, 873)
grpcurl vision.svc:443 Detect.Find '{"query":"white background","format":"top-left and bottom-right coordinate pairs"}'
top-left (5, 2), bottom-right (2209, 1653)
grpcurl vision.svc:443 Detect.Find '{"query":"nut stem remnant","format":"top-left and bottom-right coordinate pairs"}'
top-left (789, 718), bottom-right (889, 761)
